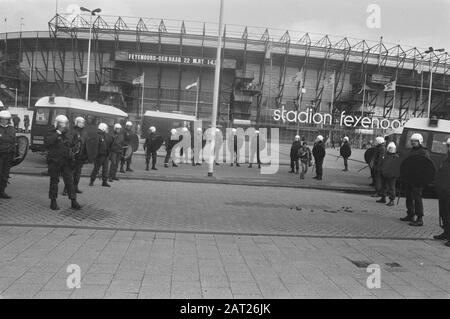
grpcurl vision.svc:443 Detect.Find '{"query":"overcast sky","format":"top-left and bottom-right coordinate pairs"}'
top-left (1, 0), bottom-right (449, 51)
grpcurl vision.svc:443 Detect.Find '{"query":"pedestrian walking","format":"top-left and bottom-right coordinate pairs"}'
top-left (298, 141), bottom-right (312, 180)
top-left (340, 136), bottom-right (351, 172)
top-left (312, 135), bottom-right (326, 180)
top-left (289, 135), bottom-right (302, 174)
top-left (378, 142), bottom-right (400, 206)
top-left (90, 123), bottom-right (112, 188)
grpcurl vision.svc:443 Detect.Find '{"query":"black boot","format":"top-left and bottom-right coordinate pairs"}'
top-left (71, 199), bottom-right (82, 210)
top-left (400, 215), bottom-right (414, 222)
top-left (145, 164), bottom-right (149, 171)
top-left (172, 162), bottom-right (178, 168)
top-left (377, 197), bottom-right (387, 204)
top-left (164, 163), bottom-right (169, 168)
top-left (433, 233), bottom-right (448, 241)
top-left (152, 166), bottom-right (158, 171)
top-left (119, 165), bottom-right (125, 173)
top-left (409, 217), bottom-right (424, 227)
top-left (102, 181), bottom-right (111, 188)
top-left (50, 199), bottom-right (60, 211)
top-left (387, 199), bottom-right (395, 207)
top-left (0, 191), bottom-right (11, 199)
top-left (89, 179), bottom-right (94, 187)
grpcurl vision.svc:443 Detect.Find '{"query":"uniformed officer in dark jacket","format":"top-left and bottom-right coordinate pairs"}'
top-left (90, 123), bottom-right (112, 187)
top-left (289, 135), bottom-right (302, 174)
top-left (312, 135), bottom-right (326, 180)
top-left (0, 110), bottom-right (16, 199)
top-left (371, 137), bottom-right (386, 198)
top-left (63, 117), bottom-right (88, 196)
top-left (45, 115), bottom-right (82, 211)
top-left (378, 142), bottom-right (399, 206)
top-left (108, 123), bottom-right (124, 182)
top-left (340, 136), bottom-right (352, 172)
top-left (434, 137), bottom-right (450, 247)
top-left (120, 121), bottom-right (134, 173)
top-left (401, 133), bottom-right (431, 227)
top-left (164, 129), bottom-right (179, 168)
top-left (144, 126), bottom-right (163, 171)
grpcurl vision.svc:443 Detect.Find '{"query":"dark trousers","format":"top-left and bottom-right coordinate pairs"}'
top-left (146, 149), bottom-right (157, 168)
top-left (164, 147), bottom-right (174, 164)
top-left (438, 196), bottom-right (450, 236)
top-left (315, 159), bottom-right (324, 178)
top-left (381, 177), bottom-right (396, 200)
top-left (72, 160), bottom-right (84, 189)
top-left (374, 171), bottom-right (383, 195)
top-left (91, 155), bottom-right (109, 183)
top-left (109, 152), bottom-right (120, 179)
top-left (48, 160), bottom-right (76, 200)
top-left (405, 185), bottom-right (424, 218)
top-left (343, 157), bottom-right (349, 169)
top-left (290, 157), bottom-right (299, 172)
top-left (0, 153), bottom-right (13, 193)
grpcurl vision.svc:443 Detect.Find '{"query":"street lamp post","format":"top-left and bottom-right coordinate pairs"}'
top-left (208, 0), bottom-right (224, 178)
top-left (424, 47), bottom-right (445, 118)
top-left (80, 7), bottom-right (101, 101)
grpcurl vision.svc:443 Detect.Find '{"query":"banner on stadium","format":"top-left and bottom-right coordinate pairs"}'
top-left (115, 51), bottom-right (236, 69)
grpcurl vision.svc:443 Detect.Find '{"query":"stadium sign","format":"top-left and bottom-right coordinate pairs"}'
top-left (115, 51), bottom-right (236, 69)
top-left (273, 106), bottom-right (406, 130)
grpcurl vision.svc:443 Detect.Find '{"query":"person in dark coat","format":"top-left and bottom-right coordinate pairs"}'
top-left (120, 121), bottom-right (134, 173)
top-left (24, 115), bottom-right (30, 133)
top-left (63, 117), bottom-right (88, 196)
top-left (400, 133), bottom-right (431, 227)
top-left (108, 124), bottom-right (124, 182)
top-left (298, 141), bottom-right (312, 180)
top-left (434, 138), bottom-right (450, 247)
top-left (340, 136), bottom-right (352, 172)
top-left (312, 135), bottom-right (326, 180)
top-left (0, 110), bottom-right (16, 199)
top-left (371, 137), bottom-right (386, 198)
top-left (45, 115), bottom-right (81, 211)
top-left (164, 129), bottom-right (179, 168)
top-left (378, 142), bottom-right (399, 206)
top-left (289, 135), bottom-right (302, 174)
top-left (144, 126), bottom-right (163, 171)
top-left (89, 123), bottom-right (112, 187)
top-left (12, 115), bottom-right (20, 131)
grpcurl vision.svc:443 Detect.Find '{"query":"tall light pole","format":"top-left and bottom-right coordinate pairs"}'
top-left (208, 0), bottom-right (224, 177)
top-left (424, 47), bottom-right (445, 118)
top-left (80, 7), bottom-right (101, 101)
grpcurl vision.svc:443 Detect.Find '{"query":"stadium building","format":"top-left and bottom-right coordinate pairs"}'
top-left (1, 13), bottom-right (449, 141)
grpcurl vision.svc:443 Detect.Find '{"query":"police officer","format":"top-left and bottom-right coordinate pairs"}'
top-left (378, 142), bottom-right (399, 206)
top-left (312, 135), bottom-right (326, 180)
top-left (289, 135), bottom-right (302, 174)
top-left (434, 138), bottom-right (450, 247)
top-left (144, 126), bottom-right (160, 171)
top-left (90, 123), bottom-right (112, 188)
top-left (401, 133), bottom-right (431, 227)
top-left (108, 124), bottom-right (123, 182)
top-left (63, 117), bottom-right (88, 195)
top-left (120, 121), bottom-right (134, 173)
top-left (165, 129), bottom-right (179, 168)
top-left (0, 110), bottom-right (15, 199)
top-left (340, 136), bottom-right (352, 172)
top-left (249, 130), bottom-right (262, 169)
top-left (45, 115), bottom-right (81, 211)
top-left (230, 128), bottom-right (240, 167)
top-left (371, 137), bottom-right (386, 198)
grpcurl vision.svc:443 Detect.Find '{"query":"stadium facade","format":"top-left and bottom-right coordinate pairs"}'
top-left (1, 13), bottom-right (449, 140)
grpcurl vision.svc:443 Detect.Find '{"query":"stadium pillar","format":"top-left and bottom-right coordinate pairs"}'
top-left (208, 0), bottom-right (224, 178)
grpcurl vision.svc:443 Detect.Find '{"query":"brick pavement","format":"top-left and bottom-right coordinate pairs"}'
top-left (0, 175), bottom-right (442, 239)
top-left (0, 226), bottom-right (449, 299)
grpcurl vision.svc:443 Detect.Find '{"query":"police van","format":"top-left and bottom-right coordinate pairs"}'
top-left (31, 96), bottom-right (128, 152)
top-left (398, 117), bottom-right (450, 169)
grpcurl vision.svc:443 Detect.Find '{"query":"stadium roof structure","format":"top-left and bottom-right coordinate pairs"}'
top-left (43, 13), bottom-right (449, 75)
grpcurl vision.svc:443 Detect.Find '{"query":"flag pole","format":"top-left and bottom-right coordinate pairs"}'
top-left (195, 77), bottom-right (200, 120)
top-left (140, 73), bottom-right (145, 118)
top-left (208, 0), bottom-right (224, 178)
top-left (360, 74), bottom-right (367, 149)
top-left (27, 52), bottom-right (33, 109)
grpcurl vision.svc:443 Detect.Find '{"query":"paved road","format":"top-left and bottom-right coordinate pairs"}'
top-left (13, 147), bottom-right (373, 194)
top-left (0, 226), bottom-right (449, 299)
top-left (0, 175), bottom-right (441, 239)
